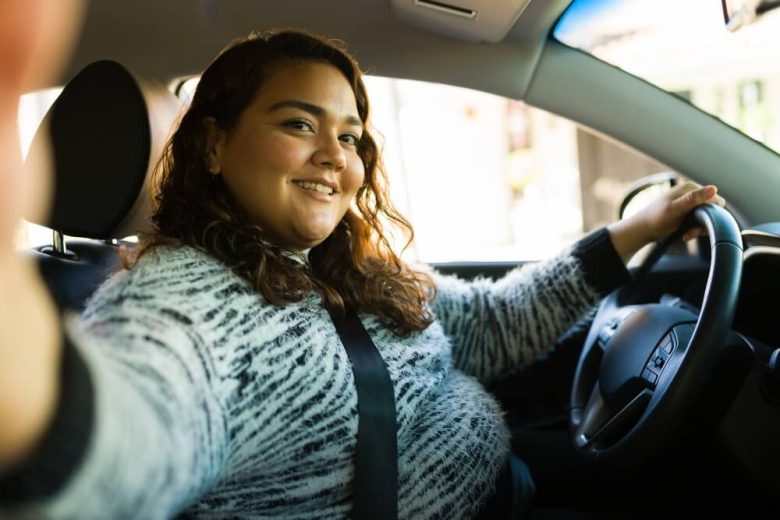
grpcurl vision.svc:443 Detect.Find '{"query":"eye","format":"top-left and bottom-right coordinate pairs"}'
top-left (283, 119), bottom-right (314, 132)
top-left (339, 133), bottom-right (361, 146)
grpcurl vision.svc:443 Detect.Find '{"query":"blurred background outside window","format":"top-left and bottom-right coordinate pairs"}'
top-left (18, 73), bottom-right (665, 262)
top-left (556, 0), bottom-right (780, 154)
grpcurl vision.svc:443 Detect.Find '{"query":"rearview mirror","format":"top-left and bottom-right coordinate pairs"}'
top-left (722, 0), bottom-right (780, 31)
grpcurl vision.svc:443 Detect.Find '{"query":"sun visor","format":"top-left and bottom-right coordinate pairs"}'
top-left (391, 0), bottom-right (532, 42)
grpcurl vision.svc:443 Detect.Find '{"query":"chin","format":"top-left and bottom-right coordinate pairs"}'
top-left (295, 227), bottom-right (337, 249)
top-left (286, 236), bottom-right (324, 251)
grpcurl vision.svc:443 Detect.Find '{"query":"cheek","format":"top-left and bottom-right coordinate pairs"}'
top-left (262, 135), bottom-right (309, 173)
top-left (226, 134), bottom-right (308, 186)
top-left (344, 157), bottom-right (366, 196)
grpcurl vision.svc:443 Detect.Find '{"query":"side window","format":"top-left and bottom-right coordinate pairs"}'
top-left (172, 76), bottom-right (673, 263)
top-left (363, 77), bottom-right (668, 262)
top-left (16, 88), bottom-right (62, 250)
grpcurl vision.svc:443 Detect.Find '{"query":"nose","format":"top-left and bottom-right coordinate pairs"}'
top-left (313, 131), bottom-right (346, 171)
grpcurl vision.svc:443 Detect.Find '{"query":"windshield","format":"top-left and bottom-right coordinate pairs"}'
top-left (555, 0), bottom-right (780, 154)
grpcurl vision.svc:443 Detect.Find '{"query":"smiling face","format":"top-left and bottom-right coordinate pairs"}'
top-left (208, 60), bottom-right (365, 250)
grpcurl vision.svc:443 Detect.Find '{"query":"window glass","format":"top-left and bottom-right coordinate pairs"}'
top-left (172, 76), bottom-right (666, 262)
top-left (363, 77), bottom-right (666, 262)
top-left (555, 0), bottom-right (780, 155)
top-left (16, 88), bottom-right (62, 250)
top-left (176, 76), bottom-right (671, 263)
top-left (19, 77), bottom-right (667, 261)
top-left (176, 76), bottom-right (199, 106)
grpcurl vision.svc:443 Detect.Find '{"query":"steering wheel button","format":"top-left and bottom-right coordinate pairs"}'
top-left (642, 368), bottom-right (658, 385)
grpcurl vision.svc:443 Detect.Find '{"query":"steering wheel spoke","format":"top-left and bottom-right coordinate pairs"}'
top-left (574, 383), bottom-right (652, 451)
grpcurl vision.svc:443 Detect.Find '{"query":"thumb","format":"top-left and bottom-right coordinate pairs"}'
top-left (670, 184), bottom-right (718, 215)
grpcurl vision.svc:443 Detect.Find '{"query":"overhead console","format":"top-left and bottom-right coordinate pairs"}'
top-left (391, 0), bottom-right (532, 42)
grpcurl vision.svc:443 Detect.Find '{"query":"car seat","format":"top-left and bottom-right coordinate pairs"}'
top-left (24, 60), bottom-right (182, 311)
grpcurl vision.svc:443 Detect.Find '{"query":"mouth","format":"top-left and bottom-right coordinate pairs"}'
top-left (292, 180), bottom-right (336, 195)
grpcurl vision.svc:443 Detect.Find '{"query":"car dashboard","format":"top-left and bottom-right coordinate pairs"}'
top-left (700, 223), bottom-right (780, 504)
top-left (734, 224), bottom-right (780, 349)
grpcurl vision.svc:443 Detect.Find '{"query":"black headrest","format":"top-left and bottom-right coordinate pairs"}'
top-left (26, 60), bottom-right (182, 240)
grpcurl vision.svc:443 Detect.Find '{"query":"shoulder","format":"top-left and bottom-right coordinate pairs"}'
top-left (134, 244), bottom-right (228, 280)
top-left (85, 245), bottom-right (252, 316)
top-left (84, 245), bottom-right (314, 342)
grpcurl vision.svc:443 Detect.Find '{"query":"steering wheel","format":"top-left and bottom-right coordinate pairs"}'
top-left (570, 203), bottom-right (743, 466)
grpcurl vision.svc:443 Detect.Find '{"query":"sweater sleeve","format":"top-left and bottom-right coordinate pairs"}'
top-left (0, 299), bottom-right (230, 519)
top-left (430, 227), bottom-right (631, 382)
top-left (0, 329), bottom-right (93, 504)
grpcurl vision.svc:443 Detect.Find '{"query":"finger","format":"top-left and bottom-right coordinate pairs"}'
top-left (682, 227), bottom-right (706, 241)
top-left (671, 184), bottom-right (718, 213)
top-left (692, 185), bottom-right (724, 208)
top-left (665, 181), bottom-right (699, 200)
top-left (711, 194), bottom-right (726, 207)
top-left (694, 184), bottom-right (718, 202)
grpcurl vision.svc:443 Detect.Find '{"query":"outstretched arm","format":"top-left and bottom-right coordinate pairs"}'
top-left (0, 0), bottom-right (84, 470)
top-left (1, 291), bottom-right (232, 518)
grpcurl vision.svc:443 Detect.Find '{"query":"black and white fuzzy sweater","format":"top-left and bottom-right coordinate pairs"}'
top-left (1, 229), bottom-right (629, 519)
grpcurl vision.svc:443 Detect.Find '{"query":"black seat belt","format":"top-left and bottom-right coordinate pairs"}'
top-left (328, 305), bottom-right (398, 520)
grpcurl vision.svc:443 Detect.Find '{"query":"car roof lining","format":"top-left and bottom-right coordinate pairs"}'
top-left (63, 0), bottom-right (572, 100)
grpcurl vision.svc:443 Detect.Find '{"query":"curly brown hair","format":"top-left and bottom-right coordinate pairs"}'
top-left (141, 29), bottom-right (435, 335)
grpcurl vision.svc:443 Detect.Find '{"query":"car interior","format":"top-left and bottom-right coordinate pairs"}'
top-left (27, 60), bottom-right (182, 312)
top-left (18, 0), bottom-right (780, 517)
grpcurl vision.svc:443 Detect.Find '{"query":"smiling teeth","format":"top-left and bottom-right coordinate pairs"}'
top-left (297, 181), bottom-right (334, 195)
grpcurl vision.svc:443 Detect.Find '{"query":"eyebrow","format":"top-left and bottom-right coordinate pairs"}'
top-left (268, 100), bottom-right (363, 128)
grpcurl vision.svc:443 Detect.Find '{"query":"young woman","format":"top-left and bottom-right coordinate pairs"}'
top-left (0, 29), bottom-right (721, 518)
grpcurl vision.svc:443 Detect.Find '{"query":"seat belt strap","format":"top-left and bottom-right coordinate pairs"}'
top-left (328, 305), bottom-right (398, 520)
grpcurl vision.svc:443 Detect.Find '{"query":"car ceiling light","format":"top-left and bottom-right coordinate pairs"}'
top-left (414, 0), bottom-right (477, 19)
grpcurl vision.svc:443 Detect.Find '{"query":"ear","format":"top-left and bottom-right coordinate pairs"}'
top-left (202, 116), bottom-right (226, 174)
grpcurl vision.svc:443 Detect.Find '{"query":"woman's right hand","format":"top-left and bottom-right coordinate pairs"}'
top-left (607, 182), bottom-right (724, 264)
top-left (0, 253), bottom-right (60, 469)
top-left (0, 0), bottom-right (82, 470)
top-left (0, 119), bottom-right (60, 470)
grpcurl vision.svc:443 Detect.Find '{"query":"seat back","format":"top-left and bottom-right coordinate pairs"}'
top-left (25, 60), bottom-right (182, 311)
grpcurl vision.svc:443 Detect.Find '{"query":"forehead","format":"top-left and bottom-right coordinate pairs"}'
top-left (253, 60), bottom-right (360, 116)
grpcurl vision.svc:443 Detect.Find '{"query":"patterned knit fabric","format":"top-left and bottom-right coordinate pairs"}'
top-left (11, 237), bottom-right (606, 519)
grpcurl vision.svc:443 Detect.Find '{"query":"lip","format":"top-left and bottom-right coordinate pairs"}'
top-left (292, 178), bottom-right (338, 202)
top-left (293, 177), bottom-right (339, 193)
